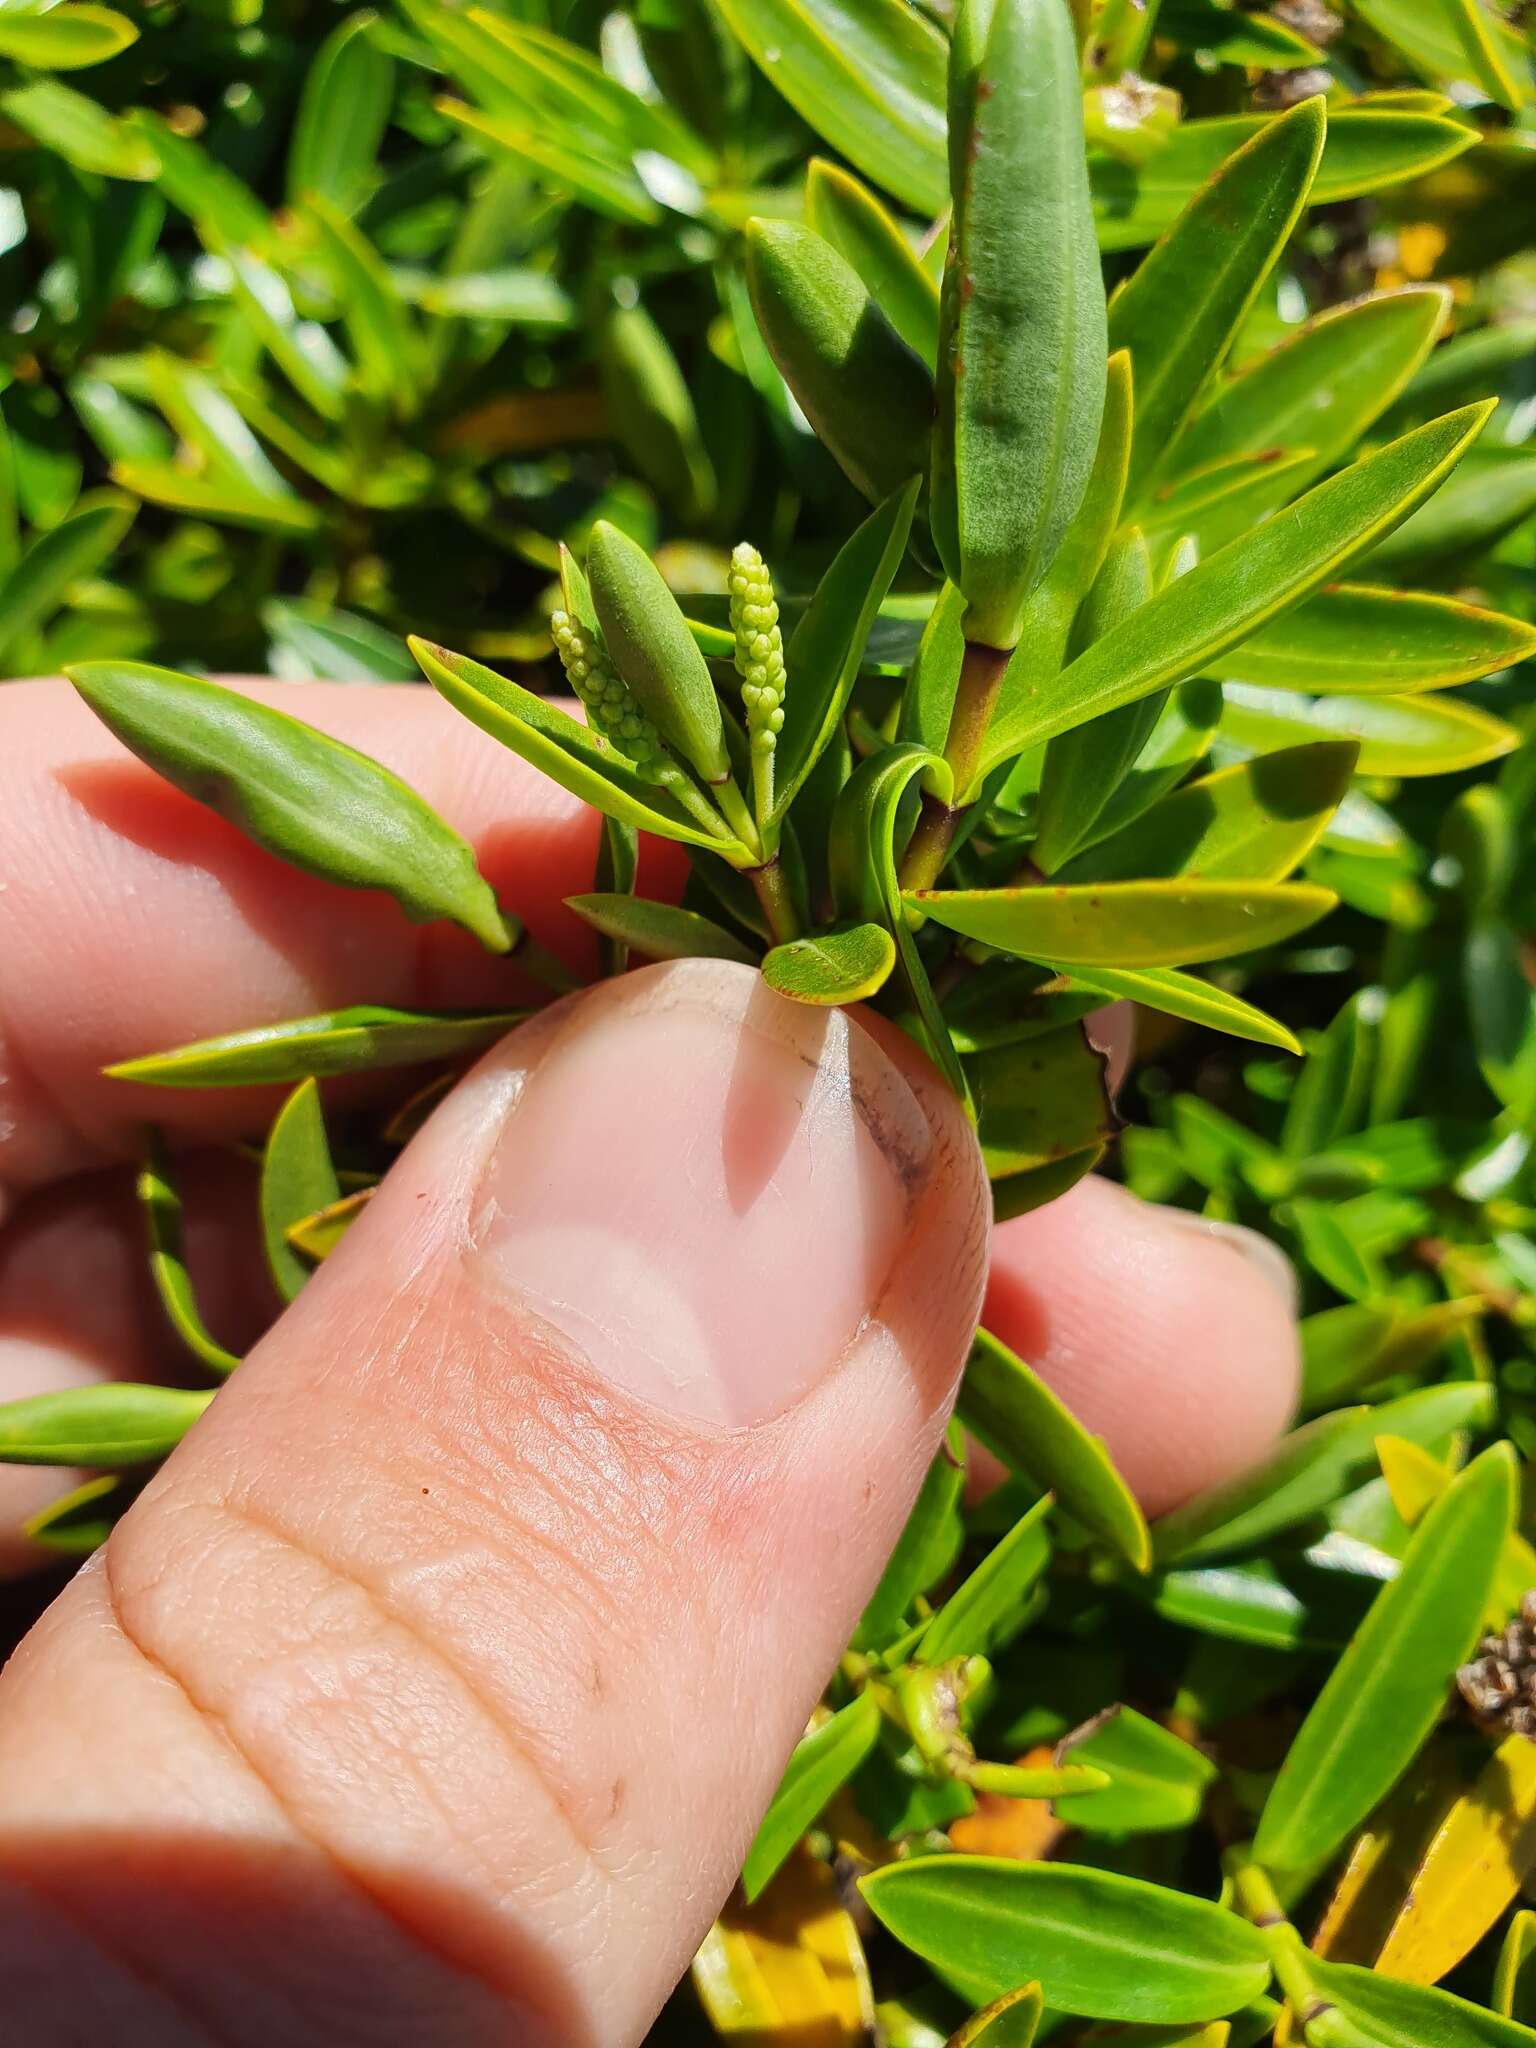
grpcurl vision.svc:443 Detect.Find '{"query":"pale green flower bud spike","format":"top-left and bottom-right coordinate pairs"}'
top-left (728, 541), bottom-right (786, 831)
top-left (548, 608), bottom-right (728, 843)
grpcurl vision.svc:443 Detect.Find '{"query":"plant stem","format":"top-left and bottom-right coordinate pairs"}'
top-left (663, 768), bottom-right (738, 843)
top-left (714, 775), bottom-right (764, 863)
top-left (751, 748), bottom-right (775, 840)
top-left (899, 637), bottom-right (1011, 894)
top-left (1226, 1849), bottom-right (1344, 2043)
top-left (749, 857), bottom-right (801, 945)
top-left (945, 638), bottom-right (1011, 798)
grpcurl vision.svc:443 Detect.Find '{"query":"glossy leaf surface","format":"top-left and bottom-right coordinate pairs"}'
top-left (1253, 1443), bottom-right (1516, 1873)
top-left (862, 1858), bottom-right (1271, 2021)
top-left (959, 1328), bottom-right (1150, 1572)
top-left (109, 1006), bottom-right (526, 1088)
top-left (68, 662), bottom-right (507, 951)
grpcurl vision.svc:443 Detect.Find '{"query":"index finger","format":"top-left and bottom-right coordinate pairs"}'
top-left (0, 676), bottom-right (686, 1198)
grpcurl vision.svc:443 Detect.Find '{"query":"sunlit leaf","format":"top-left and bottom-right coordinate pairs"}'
top-left (260, 1079), bottom-right (341, 1303)
top-left (138, 1133), bottom-right (241, 1377)
top-left (918, 1493), bottom-right (1054, 1666)
top-left (959, 1327), bottom-right (1150, 1571)
top-left (714, 0), bottom-right (948, 214)
top-left (862, 1858), bottom-right (1272, 2021)
top-left (913, 879), bottom-right (1338, 970)
top-left (0, 1383), bottom-right (215, 1467)
top-left (744, 1693), bottom-right (882, 1902)
top-left (1109, 98), bottom-right (1324, 507)
top-left (980, 405), bottom-right (1494, 771)
top-left (68, 662), bottom-right (509, 951)
top-left (1053, 1706), bottom-right (1217, 1834)
top-left (762, 923), bottom-right (896, 1005)
top-left (108, 1005), bottom-right (525, 1088)
top-left (1253, 1442), bottom-right (1517, 1873)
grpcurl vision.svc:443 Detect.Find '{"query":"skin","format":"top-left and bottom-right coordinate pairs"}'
top-left (0, 679), bottom-right (1299, 2044)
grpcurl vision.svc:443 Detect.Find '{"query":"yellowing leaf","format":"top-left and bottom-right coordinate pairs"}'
top-left (692, 1849), bottom-right (875, 2043)
top-left (1374, 1735), bottom-right (1536, 1986)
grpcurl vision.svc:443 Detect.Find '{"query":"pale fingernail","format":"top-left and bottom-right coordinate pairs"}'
top-left (470, 960), bottom-right (935, 1427)
top-left (1155, 1207), bottom-right (1301, 1316)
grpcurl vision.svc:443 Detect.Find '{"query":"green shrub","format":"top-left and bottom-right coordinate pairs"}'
top-left (5, 0), bottom-right (1536, 2040)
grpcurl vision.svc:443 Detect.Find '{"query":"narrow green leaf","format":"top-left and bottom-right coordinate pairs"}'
top-left (1054, 1706), bottom-right (1217, 1833)
top-left (980, 403), bottom-right (1495, 771)
top-left (24, 1473), bottom-right (135, 1555)
top-left (566, 894), bottom-right (754, 966)
top-left (1109, 98), bottom-right (1325, 506)
top-left (714, 0), bottom-right (948, 214)
top-left (1088, 677), bottom-right (1225, 844)
top-left (1173, 288), bottom-right (1450, 487)
top-left (598, 303), bottom-right (715, 527)
top-left (0, 4), bottom-right (137, 70)
top-left (968, 1026), bottom-right (1117, 1189)
top-left (1495, 1911), bottom-right (1536, 2024)
top-left (130, 110), bottom-right (271, 242)
top-left (960, 1327), bottom-right (1151, 1571)
top-left (1092, 104), bottom-right (1476, 252)
top-left (0, 1384), bottom-right (215, 1468)
top-left (1311, 1952), bottom-right (1536, 2047)
top-left (1221, 686), bottom-right (1518, 778)
top-left (805, 158), bottom-right (939, 363)
top-left (988, 350), bottom-right (1137, 786)
top-left (742, 1691), bottom-right (882, 1901)
top-left (1052, 964), bottom-right (1302, 1054)
top-left (1364, 451), bottom-right (1536, 577)
top-left (1033, 525), bottom-right (1156, 871)
top-left (138, 1133), bottom-right (241, 1377)
top-left (1281, 990), bottom-right (1374, 1158)
top-left (0, 491), bottom-right (134, 665)
top-left (761, 922), bottom-right (896, 1005)
top-left (68, 662), bottom-right (508, 951)
top-left (776, 476), bottom-right (923, 826)
top-left (287, 10), bottom-right (393, 212)
top-left (1215, 582), bottom-right (1535, 694)
top-left (414, 269), bottom-right (572, 326)
top-left (861, 1859), bottom-right (1272, 2021)
top-left (1152, 1382), bottom-right (1496, 1565)
top-left (1, 80), bottom-right (159, 180)
top-left (1254, 1442), bottom-right (1517, 1873)
top-left (263, 599), bottom-right (416, 684)
top-left (304, 195), bottom-right (420, 414)
top-left (918, 1492), bottom-right (1054, 1665)
top-left (1353, 0), bottom-right (1524, 112)
top-left (745, 219), bottom-right (932, 510)
top-left (260, 1079), bottom-right (342, 1304)
top-left (411, 638), bottom-right (745, 855)
top-left (913, 879), bottom-right (1337, 970)
top-left (420, 3), bottom-right (714, 179)
top-left (435, 97), bottom-right (657, 227)
top-left (1467, 921), bottom-right (1536, 1116)
top-left (856, 1425), bottom-right (968, 1652)
top-left (587, 521), bottom-right (728, 784)
top-left (1060, 743), bottom-right (1358, 886)
top-left (900, 577), bottom-right (968, 757)
top-left (108, 1004), bottom-right (525, 1088)
top-left (934, 0), bottom-right (1107, 646)
top-left (110, 460), bottom-right (321, 535)
top-left (1139, 448), bottom-right (1318, 556)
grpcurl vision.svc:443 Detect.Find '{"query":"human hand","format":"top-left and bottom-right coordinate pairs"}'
top-left (0, 678), bottom-right (1299, 2044)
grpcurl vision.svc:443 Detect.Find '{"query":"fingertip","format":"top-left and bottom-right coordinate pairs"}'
top-left (984, 1175), bottom-right (1299, 1517)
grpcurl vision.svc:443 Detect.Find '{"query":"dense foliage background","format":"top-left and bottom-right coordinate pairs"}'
top-left (6, 0), bottom-right (1536, 2041)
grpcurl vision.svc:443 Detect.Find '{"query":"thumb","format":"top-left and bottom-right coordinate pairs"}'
top-left (0, 959), bottom-right (989, 2047)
